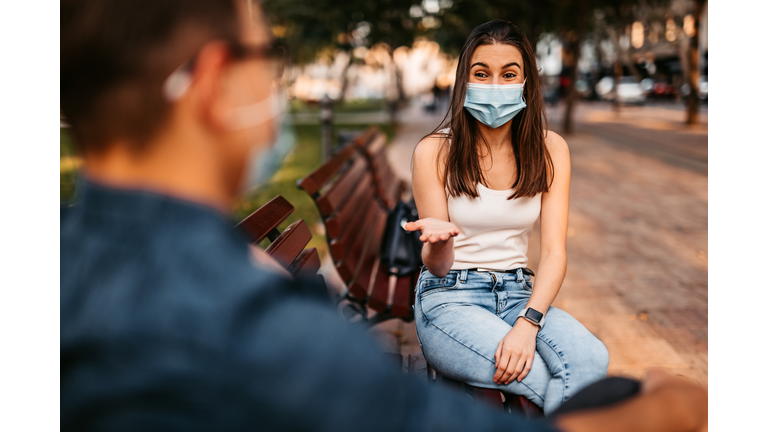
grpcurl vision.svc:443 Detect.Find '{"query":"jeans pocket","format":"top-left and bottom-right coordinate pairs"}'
top-left (523, 274), bottom-right (533, 291)
top-left (418, 271), bottom-right (459, 298)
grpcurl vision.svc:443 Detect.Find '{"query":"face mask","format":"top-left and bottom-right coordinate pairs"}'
top-left (463, 80), bottom-right (526, 128)
top-left (161, 62), bottom-right (296, 194)
top-left (232, 88), bottom-right (296, 194)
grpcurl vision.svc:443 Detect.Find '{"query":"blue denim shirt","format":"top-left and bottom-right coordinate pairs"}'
top-left (61, 180), bottom-right (560, 432)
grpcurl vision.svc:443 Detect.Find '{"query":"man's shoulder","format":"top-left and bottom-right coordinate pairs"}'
top-left (59, 204), bottom-right (318, 350)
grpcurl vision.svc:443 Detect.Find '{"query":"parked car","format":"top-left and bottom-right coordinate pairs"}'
top-left (698, 75), bottom-right (708, 101)
top-left (615, 76), bottom-right (646, 105)
top-left (651, 81), bottom-right (678, 99)
top-left (640, 78), bottom-right (655, 94)
top-left (574, 78), bottom-right (594, 99)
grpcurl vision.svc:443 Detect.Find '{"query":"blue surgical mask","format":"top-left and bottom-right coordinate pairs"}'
top-left (230, 88), bottom-right (296, 194)
top-left (162, 63), bottom-right (296, 194)
top-left (463, 80), bottom-right (526, 128)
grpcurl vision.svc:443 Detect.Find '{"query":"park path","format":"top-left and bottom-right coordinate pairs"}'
top-left (372, 101), bottom-right (708, 385)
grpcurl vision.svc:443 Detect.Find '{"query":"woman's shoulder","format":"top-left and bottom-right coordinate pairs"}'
top-left (414, 130), bottom-right (451, 162)
top-left (544, 130), bottom-right (569, 154)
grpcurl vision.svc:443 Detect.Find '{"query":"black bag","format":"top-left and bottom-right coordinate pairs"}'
top-left (380, 199), bottom-right (423, 276)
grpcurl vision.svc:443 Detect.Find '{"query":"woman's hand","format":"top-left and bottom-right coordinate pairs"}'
top-left (494, 318), bottom-right (539, 385)
top-left (404, 218), bottom-right (460, 243)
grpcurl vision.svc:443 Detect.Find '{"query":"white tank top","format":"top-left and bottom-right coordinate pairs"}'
top-left (447, 184), bottom-right (541, 271)
top-left (435, 127), bottom-right (541, 270)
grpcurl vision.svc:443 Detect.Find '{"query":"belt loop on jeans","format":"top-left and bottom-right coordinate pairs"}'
top-left (515, 268), bottom-right (524, 282)
top-left (459, 269), bottom-right (468, 283)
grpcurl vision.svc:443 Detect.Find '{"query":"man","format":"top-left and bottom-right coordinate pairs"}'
top-left (60, 0), bottom-right (707, 431)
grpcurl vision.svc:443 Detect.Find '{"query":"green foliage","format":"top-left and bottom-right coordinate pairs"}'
top-left (290, 98), bottom-right (388, 114)
top-left (263, 0), bottom-right (421, 63)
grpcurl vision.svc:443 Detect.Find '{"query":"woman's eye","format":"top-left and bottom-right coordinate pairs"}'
top-left (474, 72), bottom-right (488, 78)
top-left (503, 73), bottom-right (516, 79)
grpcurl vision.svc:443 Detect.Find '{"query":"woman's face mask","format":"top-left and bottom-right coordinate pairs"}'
top-left (463, 79), bottom-right (526, 128)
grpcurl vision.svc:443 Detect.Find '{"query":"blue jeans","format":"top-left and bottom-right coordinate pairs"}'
top-left (414, 268), bottom-right (610, 415)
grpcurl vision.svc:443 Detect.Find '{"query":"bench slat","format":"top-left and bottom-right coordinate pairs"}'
top-left (324, 172), bottom-right (376, 239)
top-left (298, 145), bottom-right (358, 195)
top-left (287, 247), bottom-right (321, 279)
top-left (367, 264), bottom-right (393, 314)
top-left (332, 201), bottom-right (382, 281)
top-left (391, 273), bottom-right (415, 319)
top-left (265, 219), bottom-right (312, 268)
top-left (347, 210), bottom-right (388, 301)
top-left (329, 191), bottom-right (379, 263)
top-left (352, 127), bottom-right (378, 150)
top-left (235, 195), bottom-right (294, 244)
top-left (316, 156), bottom-right (368, 216)
top-left (362, 131), bottom-right (387, 157)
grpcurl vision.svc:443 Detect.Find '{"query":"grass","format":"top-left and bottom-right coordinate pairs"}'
top-left (232, 122), bottom-right (395, 259)
top-left (60, 121), bottom-right (397, 261)
top-left (290, 98), bottom-right (388, 114)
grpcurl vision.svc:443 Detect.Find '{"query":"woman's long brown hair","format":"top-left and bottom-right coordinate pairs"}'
top-left (428, 20), bottom-right (553, 200)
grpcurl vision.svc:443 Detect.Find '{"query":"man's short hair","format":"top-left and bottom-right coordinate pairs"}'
top-left (61, 0), bottom-right (241, 152)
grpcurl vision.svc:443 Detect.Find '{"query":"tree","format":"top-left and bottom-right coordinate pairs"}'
top-left (685, 0), bottom-right (705, 125)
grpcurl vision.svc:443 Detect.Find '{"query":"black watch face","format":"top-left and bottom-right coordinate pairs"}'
top-left (525, 308), bottom-right (543, 323)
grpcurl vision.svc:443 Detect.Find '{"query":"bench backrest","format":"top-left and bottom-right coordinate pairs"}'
top-left (299, 127), bottom-right (415, 323)
top-left (235, 195), bottom-right (322, 280)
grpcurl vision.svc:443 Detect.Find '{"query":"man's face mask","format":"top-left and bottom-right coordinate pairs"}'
top-left (463, 80), bottom-right (526, 128)
top-left (162, 50), bottom-right (295, 195)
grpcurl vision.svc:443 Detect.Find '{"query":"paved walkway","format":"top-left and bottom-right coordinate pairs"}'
top-left (371, 100), bottom-right (708, 385)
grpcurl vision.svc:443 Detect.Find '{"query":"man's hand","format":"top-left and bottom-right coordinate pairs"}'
top-left (404, 218), bottom-right (460, 244)
top-left (641, 368), bottom-right (708, 432)
top-left (493, 318), bottom-right (539, 384)
top-left (556, 368), bottom-right (708, 432)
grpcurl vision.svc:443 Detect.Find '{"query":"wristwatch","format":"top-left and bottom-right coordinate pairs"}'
top-left (518, 307), bottom-right (545, 329)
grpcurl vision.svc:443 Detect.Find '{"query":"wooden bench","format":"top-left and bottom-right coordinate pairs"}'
top-left (297, 126), bottom-right (416, 326)
top-left (235, 195), bottom-right (325, 285)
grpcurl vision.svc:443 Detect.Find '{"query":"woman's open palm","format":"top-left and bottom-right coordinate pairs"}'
top-left (404, 218), bottom-right (460, 244)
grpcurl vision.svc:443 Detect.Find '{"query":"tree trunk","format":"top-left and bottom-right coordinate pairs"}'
top-left (563, 36), bottom-right (584, 134)
top-left (338, 52), bottom-right (353, 102)
top-left (562, 0), bottom-right (589, 134)
top-left (686, 0), bottom-right (705, 125)
top-left (613, 57), bottom-right (623, 113)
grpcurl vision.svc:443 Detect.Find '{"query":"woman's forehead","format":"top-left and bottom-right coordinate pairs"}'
top-left (470, 44), bottom-right (523, 68)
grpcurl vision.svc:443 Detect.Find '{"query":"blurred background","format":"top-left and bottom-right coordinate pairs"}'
top-left (60, 0), bottom-right (708, 384)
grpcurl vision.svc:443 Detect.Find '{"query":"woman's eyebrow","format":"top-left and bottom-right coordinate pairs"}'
top-left (470, 62), bottom-right (489, 69)
top-left (502, 62), bottom-right (521, 69)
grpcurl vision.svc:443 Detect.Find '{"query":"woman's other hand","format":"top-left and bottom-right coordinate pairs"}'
top-left (404, 218), bottom-right (460, 244)
top-left (494, 318), bottom-right (539, 385)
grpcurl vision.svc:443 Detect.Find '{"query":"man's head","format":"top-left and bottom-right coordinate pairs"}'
top-left (61, 0), bottom-right (282, 205)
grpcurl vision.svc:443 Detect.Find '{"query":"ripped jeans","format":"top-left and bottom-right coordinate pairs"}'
top-left (413, 268), bottom-right (609, 415)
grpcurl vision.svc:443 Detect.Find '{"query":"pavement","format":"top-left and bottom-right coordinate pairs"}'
top-left (368, 100), bottom-right (708, 386)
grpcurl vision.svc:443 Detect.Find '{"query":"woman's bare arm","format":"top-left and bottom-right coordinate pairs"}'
top-left (526, 130), bottom-right (571, 317)
top-left (493, 130), bottom-right (572, 385)
top-left (405, 135), bottom-right (459, 277)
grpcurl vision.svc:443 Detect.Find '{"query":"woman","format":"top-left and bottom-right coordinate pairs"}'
top-left (405, 20), bottom-right (609, 415)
